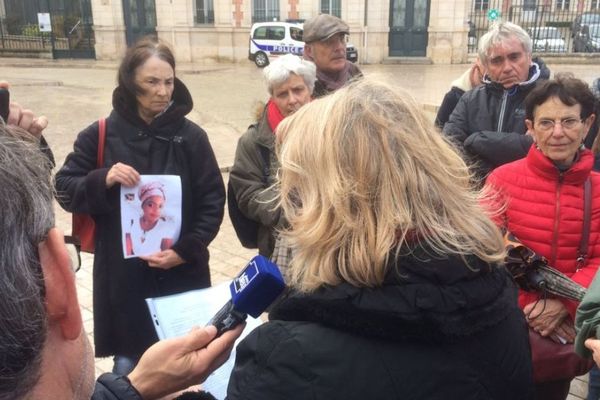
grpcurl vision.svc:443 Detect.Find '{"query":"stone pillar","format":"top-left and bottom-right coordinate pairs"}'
top-left (295, 0), bottom-right (315, 20)
top-left (427, 0), bottom-right (470, 64)
top-left (361, 0), bottom-right (390, 64)
top-left (91, 0), bottom-right (127, 60)
top-left (287, 0), bottom-right (299, 20)
top-left (233, 0), bottom-right (244, 26)
top-left (156, 0), bottom-right (194, 63)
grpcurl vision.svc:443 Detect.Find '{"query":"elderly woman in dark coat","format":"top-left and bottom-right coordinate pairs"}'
top-left (55, 37), bottom-right (225, 375)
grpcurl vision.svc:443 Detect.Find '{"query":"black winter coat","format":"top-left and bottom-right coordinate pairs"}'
top-left (92, 374), bottom-right (217, 400)
top-left (55, 79), bottom-right (225, 357)
top-left (443, 60), bottom-right (550, 179)
top-left (92, 374), bottom-right (143, 400)
top-left (226, 249), bottom-right (534, 400)
top-left (435, 86), bottom-right (466, 129)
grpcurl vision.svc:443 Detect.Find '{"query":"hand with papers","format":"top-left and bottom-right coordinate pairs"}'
top-left (145, 282), bottom-right (267, 399)
top-left (128, 324), bottom-right (244, 400)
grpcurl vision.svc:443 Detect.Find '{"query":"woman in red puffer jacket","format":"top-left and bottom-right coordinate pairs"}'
top-left (485, 75), bottom-right (600, 400)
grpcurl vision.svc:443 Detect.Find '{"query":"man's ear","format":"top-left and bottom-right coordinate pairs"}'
top-left (304, 44), bottom-right (313, 59)
top-left (38, 228), bottom-right (82, 340)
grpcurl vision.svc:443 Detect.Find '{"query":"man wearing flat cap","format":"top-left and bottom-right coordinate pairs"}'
top-left (303, 14), bottom-right (362, 98)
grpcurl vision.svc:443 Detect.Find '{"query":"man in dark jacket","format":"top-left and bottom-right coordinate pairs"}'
top-left (302, 14), bottom-right (362, 98)
top-left (0, 120), bottom-right (242, 400)
top-left (443, 21), bottom-right (549, 180)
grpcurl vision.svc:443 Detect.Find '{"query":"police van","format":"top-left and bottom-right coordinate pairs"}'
top-left (248, 21), bottom-right (358, 67)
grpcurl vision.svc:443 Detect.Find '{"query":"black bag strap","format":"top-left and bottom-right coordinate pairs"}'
top-left (577, 177), bottom-right (592, 269)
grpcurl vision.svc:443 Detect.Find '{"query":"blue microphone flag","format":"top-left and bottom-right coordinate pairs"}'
top-left (208, 255), bottom-right (285, 335)
top-left (230, 255), bottom-right (285, 318)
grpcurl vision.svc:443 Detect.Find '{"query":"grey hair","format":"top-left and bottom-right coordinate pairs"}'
top-left (263, 54), bottom-right (317, 95)
top-left (478, 21), bottom-right (532, 65)
top-left (0, 124), bottom-right (54, 399)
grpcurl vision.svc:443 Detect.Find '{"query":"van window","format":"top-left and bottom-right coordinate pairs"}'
top-left (253, 27), bottom-right (268, 39)
top-left (290, 27), bottom-right (303, 41)
top-left (268, 26), bottom-right (285, 40)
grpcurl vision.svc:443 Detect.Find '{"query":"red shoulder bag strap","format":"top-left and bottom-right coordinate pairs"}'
top-left (97, 118), bottom-right (106, 167)
top-left (577, 177), bottom-right (592, 269)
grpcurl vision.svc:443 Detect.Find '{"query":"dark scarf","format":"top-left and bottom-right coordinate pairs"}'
top-left (316, 60), bottom-right (355, 92)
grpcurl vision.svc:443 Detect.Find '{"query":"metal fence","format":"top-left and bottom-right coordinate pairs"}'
top-left (468, 0), bottom-right (600, 54)
top-left (0, 8), bottom-right (95, 58)
top-left (0, 18), bottom-right (52, 53)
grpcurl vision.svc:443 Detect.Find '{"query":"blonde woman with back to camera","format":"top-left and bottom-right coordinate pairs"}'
top-left (225, 78), bottom-right (534, 400)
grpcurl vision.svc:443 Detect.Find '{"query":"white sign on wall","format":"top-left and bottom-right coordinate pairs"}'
top-left (37, 13), bottom-right (51, 32)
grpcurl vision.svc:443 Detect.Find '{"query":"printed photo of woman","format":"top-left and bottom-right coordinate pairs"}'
top-left (123, 178), bottom-right (181, 257)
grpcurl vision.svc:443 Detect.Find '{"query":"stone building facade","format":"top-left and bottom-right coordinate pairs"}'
top-left (92, 0), bottom-right (473, 64)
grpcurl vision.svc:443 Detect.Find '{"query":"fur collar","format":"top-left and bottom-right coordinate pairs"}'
top-left (270, 251), bottom-right (518, 344)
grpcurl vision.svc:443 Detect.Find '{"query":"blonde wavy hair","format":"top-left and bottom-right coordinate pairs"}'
top-left (276, 78), bottom-right (505, 292)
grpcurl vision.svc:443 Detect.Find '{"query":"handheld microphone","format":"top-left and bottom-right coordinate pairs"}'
top-left (208, 255), bottom-right (285, 336)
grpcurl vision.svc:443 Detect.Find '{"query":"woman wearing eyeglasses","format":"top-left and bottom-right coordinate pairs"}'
top-left (485, 74), bottom-right (599, 400)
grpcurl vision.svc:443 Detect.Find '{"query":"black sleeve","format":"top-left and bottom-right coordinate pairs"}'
top-left (91, 374), bottom-right (143, 400)
top-left (54, 121), bottom-right (115, 215)
top-left (464, 130), bottom-right (533, 167)
top-left (443, 93), bottom-right (471, 151)
top-left (435, 88), bottom-right (463, 129)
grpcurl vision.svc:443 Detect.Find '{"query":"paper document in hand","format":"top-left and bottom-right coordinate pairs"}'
top-left (146, 282), bottom-right (230, 340)
top-left (145, 283), bottom-right (264, 399)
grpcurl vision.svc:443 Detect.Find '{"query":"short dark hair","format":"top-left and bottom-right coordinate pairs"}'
top-left (117, 36), bottom-right (176, 102)
top-left (525, 74), bottom-right (596, 121)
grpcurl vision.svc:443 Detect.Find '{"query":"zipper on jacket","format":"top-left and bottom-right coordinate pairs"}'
top-left (550, 173), bottom-right (564, 267)
top-left (497, 91), bottom-right (508, 133)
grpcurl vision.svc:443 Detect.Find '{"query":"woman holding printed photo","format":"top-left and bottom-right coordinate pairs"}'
top-left (55, 37), bottom-right (225, 375)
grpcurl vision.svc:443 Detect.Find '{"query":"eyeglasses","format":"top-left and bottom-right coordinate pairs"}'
top-left (535, 118), bottom-right (583, 132)
top-left (320, 33), bottom-right (348, 47)
top-left (64, 235), bottom-right (82, 273)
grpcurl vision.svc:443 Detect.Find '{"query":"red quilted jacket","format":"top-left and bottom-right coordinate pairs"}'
top-left (486, 145), bottom-right (600, 318)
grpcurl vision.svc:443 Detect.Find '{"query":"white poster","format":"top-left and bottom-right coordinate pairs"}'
top-left (121, 175), bottom-right (182, 259)
top-left (37, 13), bottom-right (51, 33)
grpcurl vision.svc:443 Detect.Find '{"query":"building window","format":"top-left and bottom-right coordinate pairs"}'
top-left (555, 0), bottom-right (569, 10)
top-left (195, 0), bottom-right (214, 24)
top-left (523, 0), bottom-right (536, 11)
top-left (592, 0), bottom-right (600, 10)
top-left (252, 0), bottom-right (279, 22)
top-left (320, 0), bottom-right (341, 17)
top-left (473, 0), bottom-right (489, 11)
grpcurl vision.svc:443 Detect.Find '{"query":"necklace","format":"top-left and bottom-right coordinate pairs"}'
top-left (139, 217), bottom-right (158, 243)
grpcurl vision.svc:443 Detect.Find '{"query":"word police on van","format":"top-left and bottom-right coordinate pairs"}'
top-left (248, 21), bottom-right (358, 67)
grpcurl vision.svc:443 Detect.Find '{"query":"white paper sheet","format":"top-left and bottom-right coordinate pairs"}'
top-left (145, 283), bottom-right (264, 399)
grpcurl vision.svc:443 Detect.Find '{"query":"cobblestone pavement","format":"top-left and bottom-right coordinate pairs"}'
top-left (0, 57), bottom-right (595, 398)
